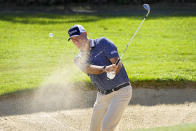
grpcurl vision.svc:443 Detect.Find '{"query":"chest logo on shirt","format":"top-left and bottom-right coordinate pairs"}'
top-left (94, 51), bottom-right (103, 58)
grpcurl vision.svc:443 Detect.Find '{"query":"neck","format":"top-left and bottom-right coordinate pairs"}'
top-left (81, 39), bottom-right (90, 52)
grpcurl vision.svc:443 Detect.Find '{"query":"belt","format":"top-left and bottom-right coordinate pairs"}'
top-left (98, 82), bottom-right (130, 95)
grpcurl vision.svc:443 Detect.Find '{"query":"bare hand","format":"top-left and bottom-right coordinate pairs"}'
top-left (105, 64), bottom-right (118, 73)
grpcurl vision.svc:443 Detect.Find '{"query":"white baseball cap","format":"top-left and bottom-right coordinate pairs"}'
top-left (68, 25), bottom-right (86, 41)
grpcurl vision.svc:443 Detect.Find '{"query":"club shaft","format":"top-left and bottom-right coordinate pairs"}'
top-left (116, 17), bottom-right (146, 65)
top-left (145, 11), bottom-right (150, 18)
top-left (121, 17), bottom-right (146, 59)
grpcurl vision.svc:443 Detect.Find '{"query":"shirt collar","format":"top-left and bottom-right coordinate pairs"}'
top-left (89, 39), bottom-right (95, 49)
top-left (80, 39), bottom-right (95, 54)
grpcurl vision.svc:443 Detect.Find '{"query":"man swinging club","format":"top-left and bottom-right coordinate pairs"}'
top-left (67, 25), bottom-right (132, 131)
top-left (67, 4), bottom-right (150, 131)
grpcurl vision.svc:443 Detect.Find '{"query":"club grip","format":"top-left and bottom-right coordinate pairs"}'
top-left (115, 58), bottom-right (120, 65)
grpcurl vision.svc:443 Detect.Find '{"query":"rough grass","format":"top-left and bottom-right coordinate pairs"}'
top-left (0, 8), bottom-right (196, 95)
top-left (131, 123), bottom-right (196, 131)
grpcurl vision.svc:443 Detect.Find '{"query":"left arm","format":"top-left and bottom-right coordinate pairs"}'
top-left (105, 57), bottom-right (122, 74)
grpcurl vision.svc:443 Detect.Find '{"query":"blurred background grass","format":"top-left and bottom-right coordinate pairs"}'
top-left (0, 5), bottom-right (196, 95)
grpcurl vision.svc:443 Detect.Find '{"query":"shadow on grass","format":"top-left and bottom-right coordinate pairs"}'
top-left (0, 80), bottom-right (195, 117)
top-left (0, 5), bottom-right (195, 25)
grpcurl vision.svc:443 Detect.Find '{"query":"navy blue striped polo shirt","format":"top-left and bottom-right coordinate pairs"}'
top-left (88, 37), bottom-right (130, 91)
top-left (76, 37), bottom-right (129, 91)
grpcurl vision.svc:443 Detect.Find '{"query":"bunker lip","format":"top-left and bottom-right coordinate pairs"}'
top-left (0, 86), bottom-right (196, 116)
top-left (0, 87), bottom-right (195, 130)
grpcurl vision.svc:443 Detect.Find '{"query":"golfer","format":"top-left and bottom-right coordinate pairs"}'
top-left (68, 25), bottom-right (132, 131)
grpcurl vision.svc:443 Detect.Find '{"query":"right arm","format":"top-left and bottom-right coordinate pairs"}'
top-left (74, 56), bottom-right (120, 75)
top-left (83, 64), bottom-right (105, 74)
top-left (74, 55), bottom-right (105, 74)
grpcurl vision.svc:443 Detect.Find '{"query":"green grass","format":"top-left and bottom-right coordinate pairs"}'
top-left (0, 10), bottom-right (196, 95)
top-left (131, 123), bottom-right (196, 131)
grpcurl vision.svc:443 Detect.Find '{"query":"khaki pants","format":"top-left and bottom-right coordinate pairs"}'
top-left (90, 85), bottom-right (132, 131)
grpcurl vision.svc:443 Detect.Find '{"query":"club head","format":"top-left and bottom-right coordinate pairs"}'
top-left (143, 4), bottom-right (150, 17)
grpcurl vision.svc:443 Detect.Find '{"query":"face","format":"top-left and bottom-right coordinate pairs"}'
top-left (71, 33), bottom-right (88, 51)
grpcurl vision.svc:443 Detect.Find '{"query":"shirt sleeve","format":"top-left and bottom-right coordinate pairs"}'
top-left (102, 38), bottom-right (119, 59)
top-left (74, 52), bottom-right (89, 72)
top-left (74, 52), bottom-right (82, 65)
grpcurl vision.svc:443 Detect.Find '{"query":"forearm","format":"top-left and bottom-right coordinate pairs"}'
top-left (107, 57), bottom-right (122, 74)
top-left (74, 56), bottom-right (122, 74)
top-left (83, 64), bottom-right (105, 74)
top-left (116, 61), bottom-right (122, 73)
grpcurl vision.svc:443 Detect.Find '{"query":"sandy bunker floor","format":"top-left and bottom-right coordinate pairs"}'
top-left (0, 87), bottom-right (196, 131)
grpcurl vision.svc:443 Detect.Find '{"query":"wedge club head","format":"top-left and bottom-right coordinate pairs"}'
top-left (143, 4), bottom-right (150, 18)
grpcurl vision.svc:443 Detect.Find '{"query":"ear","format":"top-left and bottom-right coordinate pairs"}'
top-left (83, 32), bottom-right (87, 36)
top-left (82, 32), bottom-right (88, 39)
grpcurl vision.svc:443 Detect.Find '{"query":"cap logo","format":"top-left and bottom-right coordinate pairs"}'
top-left (69, 30), bottom-right (77, 35)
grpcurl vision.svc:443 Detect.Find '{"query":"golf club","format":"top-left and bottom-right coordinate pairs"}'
top-left (107, 4), bottom-right (151, 79)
